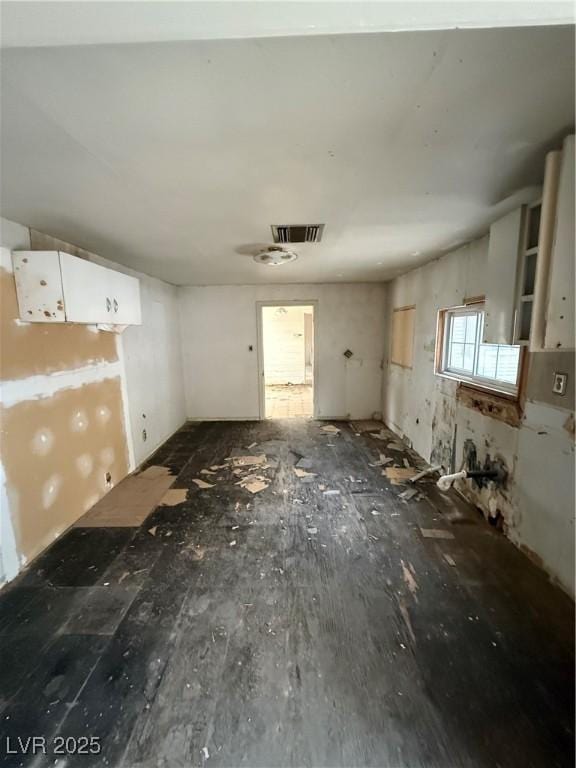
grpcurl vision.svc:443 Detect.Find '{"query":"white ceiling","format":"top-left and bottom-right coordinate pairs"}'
top-left (1, 16), bottom-right (574, 285)
top-left (1, 2), bottom-right (573, 48)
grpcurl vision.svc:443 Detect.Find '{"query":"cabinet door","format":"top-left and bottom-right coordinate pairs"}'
top-left (108, 270), bottom-right (142, 325)
top-left (12, 251), bottom-right (66, 322)
top-left (59, 251), bottom-right (114, 323)
top-left (483, 207), bottom-right (524, 344)
top-left (545, 135), bottom-right (575, 350)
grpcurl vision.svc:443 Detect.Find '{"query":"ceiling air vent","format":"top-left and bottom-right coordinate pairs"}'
top-left (271, 224), bottom-right (325, 244)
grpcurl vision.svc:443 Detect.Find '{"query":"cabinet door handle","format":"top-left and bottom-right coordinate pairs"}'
top-left (113, 299), bottom-right (119, 313)
top-left (106, 297), bottom-right (112, 312)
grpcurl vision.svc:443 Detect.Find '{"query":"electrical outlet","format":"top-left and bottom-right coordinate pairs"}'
top-left (552, 372), bottom-right (567, 395)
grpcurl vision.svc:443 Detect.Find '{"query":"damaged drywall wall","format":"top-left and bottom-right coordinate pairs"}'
top-left (30, 228), bottom-right (187, 467)
top-left (0, 219), bottom-right (133, 581)
top-left (0, 217), bottom-right (187, 585)
top-left (383, 236), bottom-right (575, 596)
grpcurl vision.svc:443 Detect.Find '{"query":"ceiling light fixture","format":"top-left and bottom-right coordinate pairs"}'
top-left (253, 245), bottom-right (298, 266)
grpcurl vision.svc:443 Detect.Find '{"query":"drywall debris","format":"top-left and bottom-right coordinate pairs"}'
top-left (370, 453), bottom-right (394, 467)
top-left (401, 560), bottom-right (419, 597)
top-left (443, 554), bottom-right (456, 566)
top-left (148, 526), bottom-right (157, 536)
top-left (420, 528), bottom-right (455, 540)
top-left (193, 478), bottom-right (214, 489)
top-left (370, 509), bottom-right (380, 516)
top-left (293, 467), bottom-right (317, 478)
top-left (247, 442), bottom-right (258, 449)
top-left (384, 467), bottom-right (418, 485)
top-left (403, 458), bottom-right (411, 468)
top-left (238, 475), bottom-right (269, 494)
top-left (296, 457), bottom-right (314, 470)
top-left (229, 540), bottom-right (236, 547)
top-left (201, 747), bottom-right (210, 761)
top-left (321, 425), bottom-right (340, 434)
top-left (200, 469), bottom-right (217, 476)
top-left (210, 464), bottom-right (227, 471)
top-left (369, 429), bottom-right (388, 440)
top-left (322, 489), bottom-right (340, 496)
top-left (352, 420), bottom-right (386, 433)
top-left (160, 488), bottom-right (188, 506)
top-left (230, 455), bottom-right (267, 467)
top-left (398, 598), bottom-right (416, 644)
top-left (398, 488), bottom-right (418, 501)
top-left (409, 465), bottom-right (442, 483)
top-left (387, 442), bottom-right (405, 452)
top-left (307, 527), bottom-right (318, 534)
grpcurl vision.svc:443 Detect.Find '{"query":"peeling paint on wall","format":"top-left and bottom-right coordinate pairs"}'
top-left (383, 236), bottom-right (575, 596)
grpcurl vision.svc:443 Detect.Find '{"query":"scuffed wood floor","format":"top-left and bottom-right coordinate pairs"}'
top-left (0, 419), bottom-right (574, 767)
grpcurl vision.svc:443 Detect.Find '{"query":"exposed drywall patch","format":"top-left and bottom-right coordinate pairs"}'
top-left (0, 377), bottom-right (129, 565)
top-left (0, 361), bottom-right (124, 408)
top-left (0, 266), bottom-right (118, 381)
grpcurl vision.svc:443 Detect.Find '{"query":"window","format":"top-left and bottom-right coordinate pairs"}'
top-left (437, 304), bottom-right (521, 395)
top-left (391, 306), bottom-right (415, 368)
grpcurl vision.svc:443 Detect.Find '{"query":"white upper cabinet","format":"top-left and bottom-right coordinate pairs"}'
top-left (531, 135), bottom-right (575, 351)
top-left (483, 207), bottom-right (525, 345)
top-left (12, 251), bottom-right (141, 325)
top-left (544, 135), bottom-right (574, 350)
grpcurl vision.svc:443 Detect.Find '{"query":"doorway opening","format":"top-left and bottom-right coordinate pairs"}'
top-left (260, 304), bottom-right (315, 419)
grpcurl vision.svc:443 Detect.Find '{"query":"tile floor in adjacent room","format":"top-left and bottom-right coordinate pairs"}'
top-left (265, 384), bottom-right (313, 419)
top-left (0, 419), bottom-right (574, 768)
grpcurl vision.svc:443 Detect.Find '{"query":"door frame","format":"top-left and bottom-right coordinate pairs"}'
top-left (256, 300), bottom-right (319, 420)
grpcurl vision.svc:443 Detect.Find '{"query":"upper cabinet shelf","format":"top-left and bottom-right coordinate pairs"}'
top-left (483, 133), bottom-right (574, 351)
top-left (12, 251), bottom-right (142, 326)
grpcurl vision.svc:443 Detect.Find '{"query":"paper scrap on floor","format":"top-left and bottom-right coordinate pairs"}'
top-left (384, 467), bottom-right (419, 485)
top-left (293, 467), bottom-right (317, 478)
top-left (193, 478), bottom-right (214, 489)
top-left (229, 455), bottom-right (267, 467)
top-left (238, 474), bottom-right (269, 494)
top-left (420, 528), bottom-right (455, 540)
top-left (370, 453), bottom-right (393, 467)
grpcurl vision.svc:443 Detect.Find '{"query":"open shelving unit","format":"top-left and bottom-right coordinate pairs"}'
top-left (514, 200), bottom-right (541, 345)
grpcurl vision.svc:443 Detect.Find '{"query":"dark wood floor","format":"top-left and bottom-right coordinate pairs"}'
top-left (0, 420), bottom-right (574, 768)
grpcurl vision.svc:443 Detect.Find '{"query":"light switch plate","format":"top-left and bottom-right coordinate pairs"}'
top-left (552, 372), bottom-right (567, 395)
